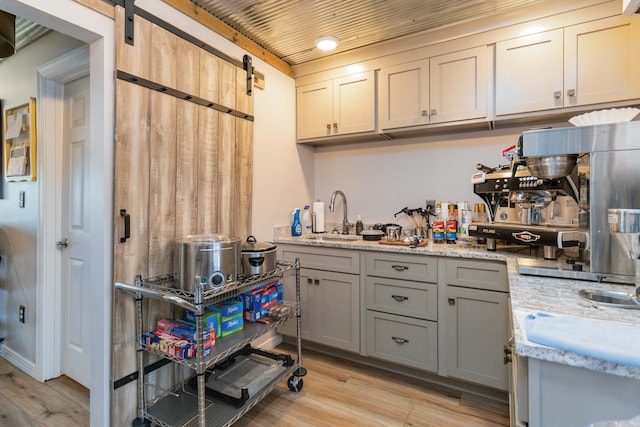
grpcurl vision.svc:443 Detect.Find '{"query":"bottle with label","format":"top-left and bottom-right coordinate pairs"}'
top-left (291, 208), bottom-right (302, 236)
top-left (473, 203), bottom-right (487, 244)
top-left (432, 203), bottom-right (445, 243)
top-left (445, 204), bottom-right (458, 244)
top-left (355, 214), bottom-right (364, 235)
top-left (302, 205), bottom-right (312, 235)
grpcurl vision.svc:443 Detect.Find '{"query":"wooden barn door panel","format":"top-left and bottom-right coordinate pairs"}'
top-left (175, 39), bottom-right (200, 237)
top-left (218, 61), bottom-right (237, 235)
top-left (112, 5), bottom-right (255, 424)
top-left (112, 79), bottom-right (151, 427)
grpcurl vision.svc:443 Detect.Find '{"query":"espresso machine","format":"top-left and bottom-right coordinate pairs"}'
top-left (512, 121), bottom-right (640, 284)
top-left (469, 140), bottom-right (585, 262)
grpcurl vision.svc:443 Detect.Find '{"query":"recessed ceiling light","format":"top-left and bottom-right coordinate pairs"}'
top-left (315, 36), bottom-right (338, 51)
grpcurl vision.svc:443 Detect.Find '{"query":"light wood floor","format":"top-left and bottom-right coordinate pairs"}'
top-left (0, 344), bottom-right (509, 426)
top-left (235, 344), bottom-right (509, 427)
top-left (0, 356), bottom-right (90, 426)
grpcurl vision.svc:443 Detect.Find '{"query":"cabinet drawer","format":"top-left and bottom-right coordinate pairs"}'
top-left (278, 244), bottom-right (359, 274)
top-left (365, 310), bottom-right (437, 372)
top-left (365, 253), bottom-right (437, 283)
top-left (366, 276), bottom-right (437, 321)
top-left (445, 258), bottom-right (508, 292)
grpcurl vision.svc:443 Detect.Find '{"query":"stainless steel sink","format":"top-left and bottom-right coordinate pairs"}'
top-left (578, 289), bottom-right (640, 309)
top-left (303, 234), bottom-right (361, 242)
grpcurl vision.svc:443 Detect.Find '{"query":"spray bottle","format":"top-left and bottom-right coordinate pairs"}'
top-left (291, 208), bottom-right (302, 236)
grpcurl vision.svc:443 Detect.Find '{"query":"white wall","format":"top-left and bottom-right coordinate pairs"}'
top-left (313, 122), bottom-right (570, 230)
top-left (0, 31), bottom-right (84, 363)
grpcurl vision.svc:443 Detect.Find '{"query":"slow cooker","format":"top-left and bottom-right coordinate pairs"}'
top-left (175, 233), bottom-right (241, 291)
top-left (241, 235), bottom-right (277, 276)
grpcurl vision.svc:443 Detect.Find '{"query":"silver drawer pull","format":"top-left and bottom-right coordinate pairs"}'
top-left (391, 294), bottom-right (408, 302)
top-left (392, 336), bottom-right (409, 344)
top-left (391, 265), bottom-right (408, 271)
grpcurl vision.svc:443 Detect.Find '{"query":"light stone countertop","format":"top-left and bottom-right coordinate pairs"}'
top-left (274, 227), bottom-right (640, 380)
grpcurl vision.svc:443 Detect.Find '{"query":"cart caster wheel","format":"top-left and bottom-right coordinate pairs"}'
top-left (287, 376), bottom-right (304, 392)
top-left (132, 418), bottom-right (151, 427)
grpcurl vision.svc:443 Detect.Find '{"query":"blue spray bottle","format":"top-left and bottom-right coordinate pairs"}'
top-left (291, 208), bottom-right (302, 236)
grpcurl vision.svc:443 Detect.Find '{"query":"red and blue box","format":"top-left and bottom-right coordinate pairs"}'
top-left (142, 319), bottom-right (215, 360)
top-left (241, 281), bottom-right (283, 322)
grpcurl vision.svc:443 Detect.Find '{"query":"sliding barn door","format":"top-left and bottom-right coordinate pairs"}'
top-left (111, 6), bottom-right (254, 424)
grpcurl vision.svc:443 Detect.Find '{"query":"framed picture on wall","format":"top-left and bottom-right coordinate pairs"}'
top-left (4, 97), bottom-right (36, 182)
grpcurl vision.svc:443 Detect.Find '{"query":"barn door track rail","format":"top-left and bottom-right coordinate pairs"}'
top-left (116, 70), bottom-right (255, 121)
top-left (110, 0), bottom-right (261, 96)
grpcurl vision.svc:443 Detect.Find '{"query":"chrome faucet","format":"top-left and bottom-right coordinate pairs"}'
top-left (329, 190), bottom-right (350, 234)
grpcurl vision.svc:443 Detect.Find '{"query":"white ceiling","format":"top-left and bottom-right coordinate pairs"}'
top-left (194, 0), bottom-right (545, 66)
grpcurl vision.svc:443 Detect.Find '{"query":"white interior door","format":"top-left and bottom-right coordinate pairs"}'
top-left (60, 75), bottom-right (91, 388)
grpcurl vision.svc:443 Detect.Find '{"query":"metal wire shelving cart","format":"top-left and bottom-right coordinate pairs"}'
top-left (115, 258), bottom-right (306, 427)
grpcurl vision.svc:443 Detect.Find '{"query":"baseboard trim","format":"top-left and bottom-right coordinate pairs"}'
top-left (1, 345), bottom-right (38, 379)
top-left (251, 330), bottom-right (283, 350)
top-left (282, 336), bottom-right (509, 405)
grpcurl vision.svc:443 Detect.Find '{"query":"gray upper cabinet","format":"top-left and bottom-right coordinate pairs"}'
top-left (378, 46), bottom-right (488, 132)
top-left (296, 71), bottom-right (376, 140)
top-left (496, 16), bottom-right (640, 116)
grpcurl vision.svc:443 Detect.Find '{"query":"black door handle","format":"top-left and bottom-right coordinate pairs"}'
top-left (120, 209), bottom-right (130, 243)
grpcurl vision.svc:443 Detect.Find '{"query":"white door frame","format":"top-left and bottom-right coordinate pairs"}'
top-left (36, 46), bottom-right (90, 381)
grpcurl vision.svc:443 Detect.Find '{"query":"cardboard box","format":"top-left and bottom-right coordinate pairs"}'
top-left (142, 329), bottom-right (214, 360)
top-left (156, 319), bottom-right (212, 342)
top-left (219, 312), bottom-right (244, 336)
top-left (185, 310), bottom-right (219, 338)
top-left (207, 297), bottom-right (243, 318)
top-left (241, 281), bottom-right (283, 322)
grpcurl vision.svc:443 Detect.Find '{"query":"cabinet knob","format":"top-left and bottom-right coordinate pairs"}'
top-left (391, 265), bottom-right (408, 271)
top-left (448, 298), bottom-right (456, 305)
top-left (430, 109), bottom-right (437, 116)
top-left (553, 91), bottom-right (561, 99)
top-left (391, 336), bottom-right (409, 344)
top-left (314, 279), bottom-right (320, 285)
top-left (326, 123), bottom-right (331, 130)
top-left (307, 278), bottom-right (313, 284)
top-left (567, 89), bottom-right (576, 97)
top-left (391, 294), bottom-right (409, 302)
top-left (333, 123), bottom-right (338, 129)
top-left (421, 110), bottom-right (428, 117)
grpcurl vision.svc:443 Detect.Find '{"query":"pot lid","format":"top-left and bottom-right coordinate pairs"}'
top-left (176, 233), bottom-right (241, 244)
top-left (361, 229), bottom-right (384, 236)
top-left (242, 235), bottom-right (277, 252)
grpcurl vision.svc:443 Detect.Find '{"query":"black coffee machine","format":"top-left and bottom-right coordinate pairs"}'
top-left (469, 139), bottom-right (585, 260)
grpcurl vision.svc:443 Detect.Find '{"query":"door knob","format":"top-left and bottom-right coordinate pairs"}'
top-left (56, 238), bottom-right (69, 248)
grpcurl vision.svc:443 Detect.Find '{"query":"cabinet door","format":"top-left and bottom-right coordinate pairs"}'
top-left (296, 80), bottom-right (333, 139)
top-left (564, 16), bottom-right (640, 107)
top-left (314, 270), bottom-right (360, 352)
top-left (278, 268), bottom-right (313, 340)
top-left (429, 46), bottom-right (487, 123)
top-left (496, 29), bottom-right (563, 115)
top-left (333, 71), bottom-right (376, 136)
top-left (378, 59), bottom-right (430, 129)
top-left (444, 286), bottom-right (509, 390)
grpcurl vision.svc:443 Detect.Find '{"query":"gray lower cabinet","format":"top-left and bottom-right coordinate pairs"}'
top-left (278, 244), bottom-right (360, 353)
top-left (365, 252), bottom-right (438, 372)
top-left (444, 258), bottom-right (509, 390)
